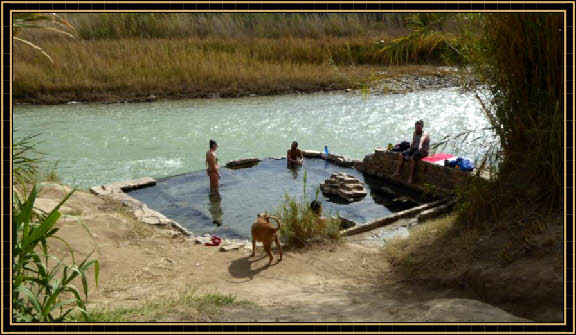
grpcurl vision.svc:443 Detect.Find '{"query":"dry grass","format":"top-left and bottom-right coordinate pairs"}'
top-left (67, 287), bottom-right (253, 322)
top-left (384, 209), bottom-right (563, 277)
top-left (12, 13), bottom-right (458, 103)
top-left (383, 214), bottom-right (480, 277)
top-left (46, 13), bottom-right (409, 40)
top-left (13, 37), bottom-right (392, 103)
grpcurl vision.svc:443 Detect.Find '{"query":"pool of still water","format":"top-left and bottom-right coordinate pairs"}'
top-left (127, 158), bottom-right (432, 239)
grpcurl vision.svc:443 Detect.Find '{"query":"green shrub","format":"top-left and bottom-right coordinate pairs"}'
top-left (271, 170), bottom-right (341, 247)
top-left (12, 184), bottom-right (99, 322)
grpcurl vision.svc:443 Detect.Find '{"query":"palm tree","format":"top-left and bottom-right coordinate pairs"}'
top-left (377, 13), bottom-right (466, 65)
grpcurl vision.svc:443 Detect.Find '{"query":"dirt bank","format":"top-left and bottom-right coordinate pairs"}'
top-left (31, 183), bottom-right (538, 322)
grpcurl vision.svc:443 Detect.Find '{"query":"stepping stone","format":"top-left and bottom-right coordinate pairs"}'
top-left (321, 172), bottom-right (367, 203)
top-left (220, 245), bottom-right (240, 252)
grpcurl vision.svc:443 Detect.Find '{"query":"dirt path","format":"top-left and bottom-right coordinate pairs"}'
top-left (34, 184), bottom-right (529, 322)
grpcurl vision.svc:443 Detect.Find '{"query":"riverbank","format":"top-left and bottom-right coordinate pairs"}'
top-left (35, 183), bottom-right (540, 322)
top-left (14, 65), bottom-right (459, 105)
top-left (13, 34), bottom-right (459, 105)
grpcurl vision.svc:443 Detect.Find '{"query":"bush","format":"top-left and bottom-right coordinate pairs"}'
top-left (271, 170), bottom-right (341, 248)
top-left (12, 184), bottom-right (99, 322)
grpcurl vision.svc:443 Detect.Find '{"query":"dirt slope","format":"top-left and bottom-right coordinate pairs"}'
top-left (32, 184), bottom-right (530, 322)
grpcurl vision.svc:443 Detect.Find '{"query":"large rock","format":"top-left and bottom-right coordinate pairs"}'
top-left (320, 172), bottom-right (366, 203)
top-left (225, 158), bottom-right (260, 169)
top-left (360, 148), bottom-right (472, 190)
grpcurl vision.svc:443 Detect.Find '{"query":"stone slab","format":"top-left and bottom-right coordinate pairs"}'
top-left (302, 150), bottom-right (322, 157)
top-left (225, 158), bottom-right (260, 169)
top-left (340, 198), bottom-right (449, 237)
top-left (220, 245), bottom-right (240, 252)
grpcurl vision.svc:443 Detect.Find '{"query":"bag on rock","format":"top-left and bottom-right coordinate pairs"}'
top-left (391, 141), bottom-right (411, 152)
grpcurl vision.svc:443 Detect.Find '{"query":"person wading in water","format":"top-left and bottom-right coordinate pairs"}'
top-left (287, 141), bottom-right (304, 168)
top-left (206, 139), bottom-right (221, 193)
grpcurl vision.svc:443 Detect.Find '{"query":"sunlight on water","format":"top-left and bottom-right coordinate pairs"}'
top-left (14, 88), bottom-right (493, 188)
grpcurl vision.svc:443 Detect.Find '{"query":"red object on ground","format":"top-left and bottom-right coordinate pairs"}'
top-left (205, 235), bottom-right (222, 246)
top-left (421, 153), bottom-right (455, 164)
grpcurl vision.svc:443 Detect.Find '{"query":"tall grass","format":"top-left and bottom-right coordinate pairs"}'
top-left (12, 132), bottom-right (42, 185)
top-left (13, 37), bottom-right (388, 103)
top-left (380, 13), bottom-right (563, 225)
top-left (14, 13), bottom-right (445, 103)
top-left (30, 13), bottom-right (409, 40)
top-left (271, 170), bottom-right (341, 247)
top-left (12, 184), bottom-right (99, 322)
top-left (377, 13), bottom-right (466, 65)
top-left (13, 132), bottom-right (99, 322)
top-left (456, 13), bottom-right (563, 224)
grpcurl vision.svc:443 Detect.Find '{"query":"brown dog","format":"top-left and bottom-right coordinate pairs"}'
top-left (250, 213), bottom-right (283, 265)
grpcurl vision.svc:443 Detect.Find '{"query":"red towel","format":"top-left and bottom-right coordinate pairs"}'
top-left (205, 235), bottom-right (222, 246)
top-left (422, 153), bottom-right (455, 163)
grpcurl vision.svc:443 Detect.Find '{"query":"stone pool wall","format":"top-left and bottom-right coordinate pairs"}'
top-left (90, 177), bottom-right (194, 237)
top-left (357, 149), bottom-right (472, 191)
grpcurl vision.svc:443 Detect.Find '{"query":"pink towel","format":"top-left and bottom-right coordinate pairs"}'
top-left (422, 153), bottom-right (455, 164)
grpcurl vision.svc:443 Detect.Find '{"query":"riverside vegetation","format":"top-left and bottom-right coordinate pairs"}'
top-left (378, 13), bottom-right (564, 321)
top-left (11, 12), bottom-right (565, 322)
top-left (13, 13), bottom-right (463, 104)
top-left (12, 134), bottom-right (99, 322)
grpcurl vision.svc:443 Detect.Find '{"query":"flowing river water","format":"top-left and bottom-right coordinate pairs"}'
top-left (14, 87), bottom-right (492, 189)
top-left (14, 88), bottom-right (495, 238)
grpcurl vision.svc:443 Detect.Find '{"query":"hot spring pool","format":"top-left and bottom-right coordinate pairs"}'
top-left (127, 158), bottom-right (432, 239)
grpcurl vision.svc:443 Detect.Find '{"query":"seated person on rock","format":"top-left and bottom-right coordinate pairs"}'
top-left (391, 120), bottom-right (430, 184)
top-left (287, 141), bottom-right (304, 167)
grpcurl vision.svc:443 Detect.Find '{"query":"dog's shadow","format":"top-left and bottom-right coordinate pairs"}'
top-left (228, 254), bottom-right (279, 281)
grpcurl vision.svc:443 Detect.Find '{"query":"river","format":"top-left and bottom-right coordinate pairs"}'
top-left (13, 88), bottom-right (492, 189)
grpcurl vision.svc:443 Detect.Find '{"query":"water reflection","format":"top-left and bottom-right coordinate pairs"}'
top-left (288, 165), bottom-right (300, 180)
top-left (208, 191), bottom-right (223, 226)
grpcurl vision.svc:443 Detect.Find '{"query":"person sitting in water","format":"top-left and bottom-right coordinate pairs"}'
top-left (310, 200), bottom-right (327, 226)
top-left (391, 120), bottom-right (430, 184)
top-left (206, 139), bottom-right (221, 193)
top-left (287, 141), bottom-right (304, 167)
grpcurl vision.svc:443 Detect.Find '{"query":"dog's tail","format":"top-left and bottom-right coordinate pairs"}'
top-left (268, 215), bottom-right (282, 231)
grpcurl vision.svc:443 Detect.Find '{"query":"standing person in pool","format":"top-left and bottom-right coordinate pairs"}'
top-left (287, 141), bottom-right (304, 167)
top-left (206, 139), bottom-right (221, 193)
top-left (391, 120), bottom-right (430, 184)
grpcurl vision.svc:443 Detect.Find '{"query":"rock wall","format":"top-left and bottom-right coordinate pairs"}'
top-left (357, 149), bottom-right (471, 191)
top-left (90, 177), bottom-right (193, 237)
